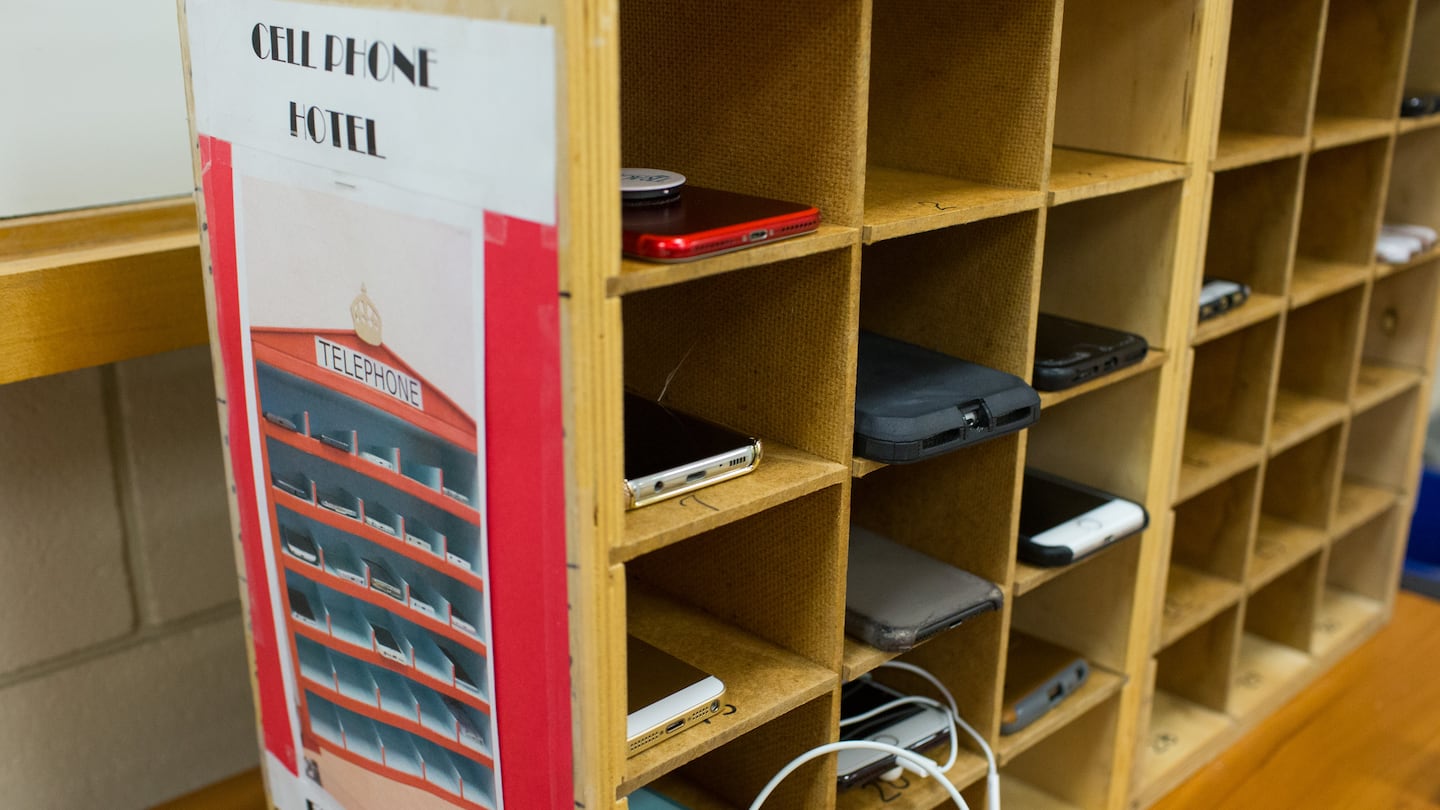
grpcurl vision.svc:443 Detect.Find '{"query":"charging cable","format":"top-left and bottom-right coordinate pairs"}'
top-left (747, 661), bottom-right (1000, 810)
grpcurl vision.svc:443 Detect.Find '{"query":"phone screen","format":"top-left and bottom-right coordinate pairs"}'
top-left (1019, 473), bottom-right (1111, 537)
top-left (624, 393), bottom-right (752, 480)
top-left (839, 679), bottom-right (922, 740)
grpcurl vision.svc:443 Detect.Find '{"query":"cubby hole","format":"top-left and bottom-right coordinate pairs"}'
top-left (1345, 385), bottom-right (1425, 502)
top-left (1316, 507), bottom-right (1399, 658)
top-left (1040, 181), bottom-right (1183, 352)
top-left (639, 693), bottom-right (837, 810)
top-left (1053, 0), bottom-right (1202, 165)
top-left (1170, 468), bottom-right (1260, 608)
top-left (837, 615), bottom-right (1001, 810)
top-left (1214, 0), bottom-right (1327, 169)
top-left (1180, 317), bottom-right (1280, 502)
top-left (1139, 608), bottom-right (1240, 797)
top-left (1384, 127), bottom-right (1440, 270)
top-left (622, 487), bottom-right (845, 789)
top-left (1401, 0), bottom-right (1440, 131)
top-left (1199, 157), bottom-right (1303, 340)
top-left (1254, 426), bottom-right (1343, 592)
top-left (618, 250), bottom-right (855, 559)
top-left (859, 211), bottom-right (1039, 382)
top-left (1002, 540), bottom-right (1137, 763)
top-left (1356, 270), bottom-right (1440, 423)
top-left (862, 0), bottom-right (1057, 241)
top-left (620, 0), bottom-right (866, 230)
top-left (995, 693), bottom-right (1121, 809)
top-left (1313, 0), bottom-right (1411, 146)
top-left (1271, 287), bottom-right (1365, 452)
top-left (1231, 553), bottom-right (1323, 717)
top-left (1020, 369), bottom-right (1159, 593)
top-left (1294, 138), bottom-right (1391, 301)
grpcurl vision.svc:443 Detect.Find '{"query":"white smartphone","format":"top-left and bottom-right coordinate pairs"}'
top-left (626, 636), bottom-right (725, 757)
top-left (1018, 469), bottom-right (1148, 566)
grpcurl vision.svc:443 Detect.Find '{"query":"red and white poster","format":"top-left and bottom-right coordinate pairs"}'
top-left (183, 2), bottom-right (570, 808)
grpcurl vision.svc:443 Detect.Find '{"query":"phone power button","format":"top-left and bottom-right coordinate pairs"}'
top-left (1077, 517), bottom-right (1103, 530)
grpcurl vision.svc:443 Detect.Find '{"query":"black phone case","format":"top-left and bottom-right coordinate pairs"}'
top-left (854, 330), bottom-right (1040, 463)
top-left (845, 525), bottom-right (1004, 652)
top-left (1032, 313), bottom-right (1148, 392)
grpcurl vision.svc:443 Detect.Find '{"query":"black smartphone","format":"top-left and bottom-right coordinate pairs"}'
top-left (1032, 313), bottom-right (1148, 392)
top-left (623, 392), bottom-right (761, 509)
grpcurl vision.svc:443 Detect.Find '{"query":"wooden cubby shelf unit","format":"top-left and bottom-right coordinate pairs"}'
top-left (548, 2), bottom-right (1440, 809)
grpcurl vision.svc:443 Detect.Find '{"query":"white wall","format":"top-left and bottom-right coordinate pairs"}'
top-left (2, 0), bottom-right (194, 217)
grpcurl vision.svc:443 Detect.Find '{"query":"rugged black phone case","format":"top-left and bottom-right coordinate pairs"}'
top-left (854, 330), bottom-right (1040, 463)
top-left (1032, 313), bottom-right (1148, 392)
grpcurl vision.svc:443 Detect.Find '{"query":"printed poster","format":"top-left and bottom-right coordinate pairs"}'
top-left (184, 2), bottom-right (571, 808)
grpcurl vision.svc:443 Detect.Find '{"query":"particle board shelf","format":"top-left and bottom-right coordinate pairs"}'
top-left (1268, 390), bottom-right (1348, 456)
top-left (1212, 131), bottom-right (1309, 171)
top-left (995, 665), bottom-right (1126, 766)
top-left (1352, 364), bottom-right (1424, 413)
top-left (1332, 480), bottom-right (1398, 539)
top-left (1135, 690), bottom-right (1235, 806)
top-left (1036, 350), bottom-right (1167, 411)
top-left (1046, 148), bottom-right (1188, 207)
top-left (1311, 588), bottom-right (1385, 659)
top-left (609, 225), bottom-right (859, 297)
top-left (1191, 293), bottom-right (1285, 346)
top-left (1377, 244), bottom-right (1440, 278)
top-left (860, 166), bottom-right (1044, 244)
top-left (849, 457), bottom-right (888, 479)
top-left (0, 197), bottom-right (207, 385)
top-left (1397, 112), bottom-right (1440, 134)
top-left (1177, 430), bottom-right (1265, 504)
top-left (640, 776), bottom-right (735, 810)
top-left (1013, 535), bottom-right (1129, 598)
top-left (1310, 115), bottom-right (1396, 151)
top-left (1160, 565), bottom-right (1245, 651)
top-left (622, 588), bottom-right (839, 795)
top-left (1226, 633), bottom-right (1312, 719)
top-left (1249, 516), bottom-right (1327, 593)
top-left (1288, 257), bottom-right (1370, 308)
top-left (998, 779), bottom-right (1082, 810)
top-left (839, 637), bottom-right (893, 683)
top-left (833, 743), bottom-right (989, 810)
top-left (616, 443), bottom-right (848, 563)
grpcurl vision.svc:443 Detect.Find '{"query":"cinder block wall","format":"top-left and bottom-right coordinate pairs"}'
top-left (1, 346), bottom-right (258, 808)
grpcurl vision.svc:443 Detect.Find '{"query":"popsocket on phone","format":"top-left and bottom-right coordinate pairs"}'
top-left (621, 168), bottom-right (685, 206)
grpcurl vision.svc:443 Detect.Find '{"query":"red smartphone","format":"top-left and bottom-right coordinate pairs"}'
top-left (622, 185), bottom-right (820, 262)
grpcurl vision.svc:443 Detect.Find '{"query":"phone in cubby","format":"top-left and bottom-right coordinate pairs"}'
top-left (1000, 632), bottom-right (1090, 735)
top-left (853, 330), bottom-right (1040, 463)
top-left (1032, 313), bottom-right (1148, 392)
top-left (621, 183), bottom-right (820, 262)
top-left (845, 525), bottom-right (1003, 652)
top-left (1018, 469), bottom-right (1147, 566)
top-left (626, 636), bottom-right (725, 757)
top-left (623, 392), bottom-right (762, 509)
top-left (1198, 277), bottom-right (1250, 321)
top-left (836, 676), bottom-right (951, 789)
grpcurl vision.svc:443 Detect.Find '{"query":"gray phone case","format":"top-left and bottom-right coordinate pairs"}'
top-left (845, 525), bottom-right (1004, 652)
